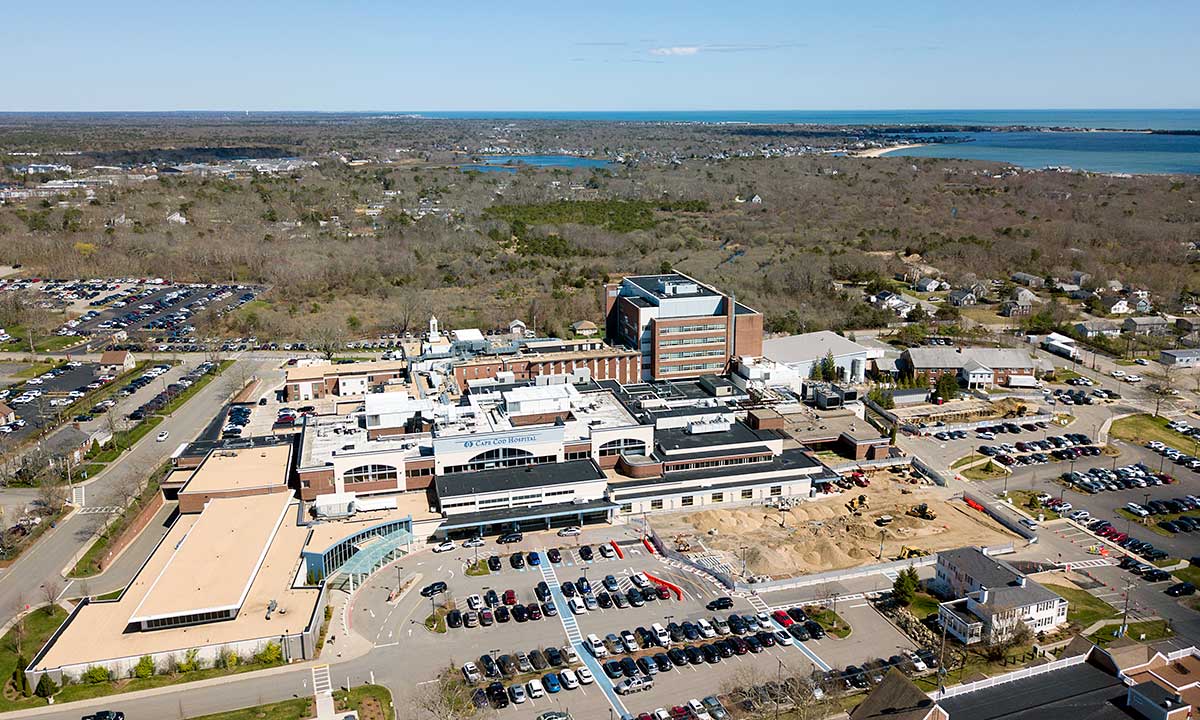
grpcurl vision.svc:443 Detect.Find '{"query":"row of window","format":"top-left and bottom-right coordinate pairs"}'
top-left (659, 350), bottom-right (727, 361)
top-left (628, 486), bottom-right (776, 513)
top-left (660, 362), bottom-right (724, 373)
top-left (659, 335), bottom-right (725, 347)
top-left (659, 323), bottom-right (726, 335)
top-left (142, 608), bottom-right (235, 630)
top-left (598, 438), bottom-right (647, 457)
top-left (343, 464), bottom-right (399, 484)
top-left (665, 455), bottom-right (772, 472)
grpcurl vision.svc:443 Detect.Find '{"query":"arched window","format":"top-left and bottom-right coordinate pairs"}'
top-left (343, 464), bottom-right (399, 484)
top-left (443, 446), bottom-right (555, 474)
top-left (598, 438), bottom-right (647, 457)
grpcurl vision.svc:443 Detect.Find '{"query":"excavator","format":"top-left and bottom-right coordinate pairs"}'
top-left (895, 546), bottom-right (931, 560)
top-left (907, 503), bottom-right (937, 520)
top-left (846, 494), bottom-right (869, 515)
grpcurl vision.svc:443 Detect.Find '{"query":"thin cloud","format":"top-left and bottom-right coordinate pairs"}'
top-left (576, 41), bottom-right (629, 47)
top-left (650, 46), bottom-right (700, 56)
top-left (649, 43), bottom-right (800, 57)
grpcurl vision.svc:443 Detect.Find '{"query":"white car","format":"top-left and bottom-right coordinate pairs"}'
top-left (1125, 375), bottom-right (1143, 383)
top-left (156, 431), bottom-right (170, 442)
top-left (1135, 358), bottom-right (1149, 366)
top-left (1111, 369), bottom-right (1126, 378)
top-left (569, 597), bottom-right (588, 615)
top-left (462, 662), bottom-right (481, 683)
top-left (1068, 510), bottom-right (1090, 522)
top-left (432, 540), bottom-right (456, 553)
top-left (526, 678), bottom-right (545, 698)
top-left (26, 378), bottom-right (42, 385)
top-left (462, 537), bottom-right (485, 548)
top-left (557, 526), bottom-right (581, 537)
top-left (1126, 503), bottom-right (1150, 518)
top-left (907, 651), bottom-right (928, 672)
top-left (466, 594), bottom-right (484, 610)
top-left (576, 666), bottom-right (594, 685)
top-left (559, 668), bottom-right (579, 689)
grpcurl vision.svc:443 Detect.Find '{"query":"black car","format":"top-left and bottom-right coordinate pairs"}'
top-left (560, 581), bottom-right (576, 597)
top-left (755, 630), bottom-right (776, 647)
top-left (636, 656), bottom-right (656, 675)
top-left (529, 649), bottom-right (548, 670)
top-left (728, 615), bottom-right (748, 635)
top-left (597, 591), bottom-right (613, 608)
top-left (446, 609), bottom-right (463, 628)
top-left (653, 653), bottom-right (673, 672)
top-left (685, 646), bottom-right (706, 664)
top-left (804, 620), bottom-right (825, 639)
top-left (786, 607), bottom-right (809, 623)
top-left (512, 604), bottom-right (529, 622)
top-left (788, 623), bottom-right (810, 641)
top-left (420, 581), bottom-right (448, 597)
top-left (579, 545), bottom-right (594, 561)
top-left (480, 654), bottom-right (500, 677)
top-left (745, 635), bottom-right (763, 653)
top-left (843, 666), bottom-right (869, 690)
top-left (497, 654), bottom-right (516, 676)
top-left (494, 606), bottom-right (510, 623)
top-left (667, 648), bottom-right (689, 667)
top-left (498, 532), bottom-right (523, 544)
top-left (484, 589), bottom-right (500, 607)
top-left (620, 657), bottom-right (639, 677)
top-left (707, 596), bottom-right (734, 611)
top-left (1167, 582), bottom-right (1197, 597)
top-left (701, 644), bottom-right (722, 664)
top-left (82, 713), bottom-right (125, 720)
top-left (471, 688), bottom-right (489, 709)
top-left (547, 548), bottom-right (562, 563)
top-left (487, 555), bottom-right (502, 572)
top-left (603, 659), bottom-right (624, 679)
top-left (546, 646), bottom-right (564, 666)
top-left (627, 588), bottom-right (645, 606)
top-left (682, 621), bottom-right (700, 640)
top-left (510, 552), bottom-right (525, 569)
top-left (486, 682), bottom-right (509, 709)
top-left (535, 581), bottom-right (550, 602)
top-left (1144, 569), bottom-right (1171, 582)
top-left (715, 639), bottom-right (735, 657)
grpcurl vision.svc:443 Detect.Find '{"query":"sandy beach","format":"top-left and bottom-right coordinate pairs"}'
top-left (855, 143), bottom-right (928, 158)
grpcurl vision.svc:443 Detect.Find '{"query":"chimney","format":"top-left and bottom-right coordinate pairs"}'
top-left (1018, 576), bottom-right (1027, 588)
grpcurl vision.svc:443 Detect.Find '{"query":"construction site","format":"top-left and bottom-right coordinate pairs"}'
top-left (653, 475), bottom-right (1019, 580)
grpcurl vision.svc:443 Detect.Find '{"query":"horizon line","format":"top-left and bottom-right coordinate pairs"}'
top-left (1, 107), bottom-right (1199, 114)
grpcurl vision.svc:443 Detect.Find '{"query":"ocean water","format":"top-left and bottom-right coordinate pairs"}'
top-left (460, 154), bottom-right (611, 172)
top-left (882, 131), bottom-right (1200, 175)
top-left (418, 109), bottom-right (1200, 131)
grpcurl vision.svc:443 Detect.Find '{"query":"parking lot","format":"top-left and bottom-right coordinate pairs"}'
top-left (0, 361), bottom-right (108, 442)
top-left (348, 521), bottom-right (935, 720)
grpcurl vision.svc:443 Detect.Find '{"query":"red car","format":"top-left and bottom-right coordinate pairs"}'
top-left (772, 610), bottom-right (794, 627)
top-left (502, 589), bottom-right (517, 605)
top-left (1110, 532), bottom-right (1128, 543)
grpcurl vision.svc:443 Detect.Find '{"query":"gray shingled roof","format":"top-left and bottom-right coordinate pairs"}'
top-left (905, 347), bottom-right (1035, 371)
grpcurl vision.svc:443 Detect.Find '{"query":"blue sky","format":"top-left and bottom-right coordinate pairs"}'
top-left (4, 0), bottom-right (1198, 111)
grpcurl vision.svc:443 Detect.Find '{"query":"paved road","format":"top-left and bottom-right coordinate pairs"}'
top-left (0, 357), bottom-right (274, 624)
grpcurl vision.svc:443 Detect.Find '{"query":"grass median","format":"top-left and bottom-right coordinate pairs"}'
top-left (0, 605), bottom-right (69, 712)
top-left (185, 685), bottom-right (394, 720)
top-left (1110, 414), bottom-right (1198, 454)
top-left (1043, 583), bottom-right (1118, 629)
top-left (1088, 620), bottom-right (1175, 648)
top-left (962, 460), bottom-right (1008, 481)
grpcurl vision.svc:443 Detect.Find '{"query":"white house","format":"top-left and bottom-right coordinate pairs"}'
top-left (935, 547), bottom-right (1068, 645)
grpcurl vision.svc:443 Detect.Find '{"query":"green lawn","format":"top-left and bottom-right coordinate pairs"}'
top-left (1010, 489), bottom-right (1060, 520)
top-left (1043, 583), bottom-right (1118, 628)
top-left (183, 685), bottom-right (393, 720)
top-left (0, 606), bottom-right (69, 712)
top-left (51, 657), bottom-right (289, 705)
top-left (464, 559), bottom-right (490, 577)
top-left (1088, 620), bottom-right (1175, 648)
top-left (962, 460), bottom-right (1008, 481)
top-left (1110, 414), bottom-right (1198, 455)
top-left (909, 592), bottom-right (941, 620)
top-left (1172, 564), bottom-right (1200, 586)
top-left (12, 361), bottom-right (60, 379)
top-left (951, 454), bottom-right (985, 469)
top-left (805, 605), bottom-right (851, 639)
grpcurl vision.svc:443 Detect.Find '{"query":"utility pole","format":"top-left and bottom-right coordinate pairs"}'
top-left (1119, 579), bottom-right (1133, 637)
top-left (937, 620), bottom-right (949, 697)
top-left (775, 657), bottom-right (784, 720)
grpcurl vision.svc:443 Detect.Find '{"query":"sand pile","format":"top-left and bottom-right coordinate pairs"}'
top-left (656, 479), bottom-right (1017, 578)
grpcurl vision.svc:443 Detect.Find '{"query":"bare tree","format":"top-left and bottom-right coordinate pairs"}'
top-left (306, 320), bottom-right (345, 361)
top-left (411, 668), bottom-right (489, 720)
top-left (37, 476), bottom-right (69, 514)
top-left (42, 580), bottom-right (61, 612)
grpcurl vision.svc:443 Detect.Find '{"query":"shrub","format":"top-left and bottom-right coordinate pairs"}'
top-left (35, 673), bottom-right (57, 698)
top-left (133, 655), bottom-right (155, 679)
top-left (255, 642), bottom-right (283, 665)
top-left (81, 665), bottom-right (111, 684)
top-left (177, 648), bottom-right (200, 673)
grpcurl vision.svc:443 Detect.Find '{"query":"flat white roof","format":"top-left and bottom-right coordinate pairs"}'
top-left (128, 493), bottom-right (292, 623)
top-left (181, 443), bottom-right (291, 495)
top-left (762, 331), bottom-right (868, 365)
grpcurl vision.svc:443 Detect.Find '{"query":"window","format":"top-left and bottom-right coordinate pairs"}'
top-left (659, 323), bottom-right (726, 335)
top-left (406, 467), bottom-right (433, 478)
top-left (741, 489), bottom-right (753, 500)
top-left (711, 492), bottom-right (723, 503)
top-left (544, 489), bottom-right (575, 498)
top-left (443, 447), bottom-right (554, 474)
top-left (660, 362), bottom-right (724, 374)
top-left (599, 437), bottom-right (648, 457)
top-left (565, 450), bottom-right (591, 460)
top-left (650, 499), bottom-right (663, 510)
top-left (659, 335), bottom-right (726, 347)
top-left (620, 503), bottom-right (632, 514)
top-left (681, 496), bottom-right (694, 507)
top-left (770, 486), bottom-right (782, 497)
top-left (343, 464), bottom-right (399, 484)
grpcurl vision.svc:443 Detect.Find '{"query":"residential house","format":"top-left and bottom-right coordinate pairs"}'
top-left (1073, 320), bottom-right (1121, 339)
top-left (914, 277), bottom-right (944, 293)
top-left (98, 349), bottom-right (136, 375)
top-left (966, 281), bottom-right (990, 300)
top-left (1001, 288), bottom-right (1036, 317)
top-left (1176, 317), bottom-right (1200, 334)
top-left (1069, 270), bottom-right (1092, 286)
top-left (1104, 279), bottom-right (1125, 292)
top-left (948, 289), bottom-right (977, 307)
top-left (570, 320), bottom-right (598, 338)
top-left (1069, 288), bottom-right (1097, 301)
top-left (901, 347), bottom-right (1036, 388)
top-left (1011, 272), bottom-right (1045, 288)
top-left (1132, 296), bottom-right (1154, 314)
top-left (1123, 316), bottom-right (1170, 336)
top-left (1161, 349), bottom-right (1200, 368)
top-left (508, 319), bottom-right (528, 339)
top-left (0, 402), bottom-right (14, 425)
top-left (935, 546), bottom-right (1068, 645)
top-left (1099, 295), bottom-right (1131, 315)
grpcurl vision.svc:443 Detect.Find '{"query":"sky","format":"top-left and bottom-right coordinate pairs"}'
top-left (3, 0), bottom-right (1198, 111)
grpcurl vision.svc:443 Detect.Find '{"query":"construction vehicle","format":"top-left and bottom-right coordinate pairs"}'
top-left (673, 534), bottom-right (693, 552)
top-left (875, 514), bottom-right (894, 527)
top-left (907, 503), bottom-right (937, 520)
top-left (846, 494), bottom-right (869, 515)
top-left (895, 546), bottom-right (931, 560)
